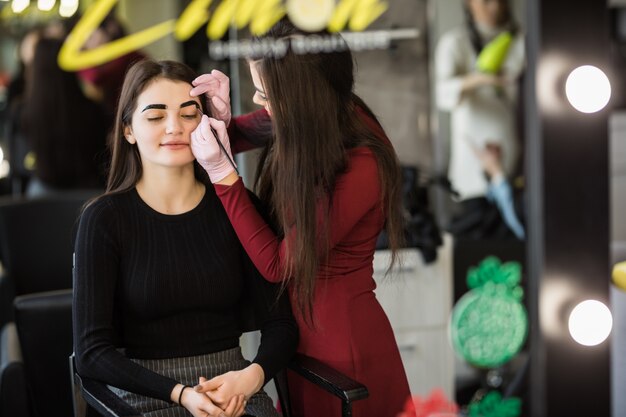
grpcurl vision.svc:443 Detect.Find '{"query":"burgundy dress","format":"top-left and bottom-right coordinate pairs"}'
top-left (218, 110), bottom-right (411, 417)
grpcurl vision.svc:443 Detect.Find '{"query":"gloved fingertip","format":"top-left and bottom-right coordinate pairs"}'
top-left (192, 74), bottom-right (210, 84)
top-left (207, 117), bottom-right (224, 131)
top-left (199, 116), bottom-right (212, 139)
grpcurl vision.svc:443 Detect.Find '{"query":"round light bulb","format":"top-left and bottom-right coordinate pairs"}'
top-left (59, 0), bottom-right (77, 17)
top-left (568, 300), bottom-right (612, 346)
top-left (287, 0), bottom-right (335, 32)
top-left (11, 0), bottom-right (30, 13)
top-left (37, 0), bottom-right (54, 11)
top-left (565, 65), bottom-right (611, 113)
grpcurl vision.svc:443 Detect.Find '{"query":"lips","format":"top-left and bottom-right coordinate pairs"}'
top-left (161, 141), bottom-right (189, 148)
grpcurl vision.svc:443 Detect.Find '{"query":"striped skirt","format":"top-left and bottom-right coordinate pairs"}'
top-left (108, 347), bottom-right (279, 417)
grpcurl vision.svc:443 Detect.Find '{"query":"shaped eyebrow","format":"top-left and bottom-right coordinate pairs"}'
top-left (180, 100), bottom-right (200, 109)
top-left (141, 101), bottom-right (200, 112)
top-left (141, 104), bottom-right (166, 112)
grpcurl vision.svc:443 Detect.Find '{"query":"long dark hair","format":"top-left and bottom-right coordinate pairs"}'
top-left (105, 59), bottom-right (208, 195)
top-left (21, 37), bottom-right (107, 188)
top-left (251, 19), bottom-right (404, 322)
top-left (464, 0), bottom-right (518, 54)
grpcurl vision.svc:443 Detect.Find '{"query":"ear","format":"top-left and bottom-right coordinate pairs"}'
top-left (124, 126), bottom-right (136, 144)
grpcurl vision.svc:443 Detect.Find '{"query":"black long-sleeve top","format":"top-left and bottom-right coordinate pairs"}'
top-left (73, 184), bottom-right (298, 402)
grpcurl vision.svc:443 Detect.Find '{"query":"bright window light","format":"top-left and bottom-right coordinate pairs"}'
top-left (37, 0), bottom-right (54, 11)
top-left (11, 0), bottom-right (30, 13)
top-left (568, 300), bottom-right (612, 346)
top-left (59, 0), bottom-right (77, 17)
top-left (565, 65), bottom-right (611, 113)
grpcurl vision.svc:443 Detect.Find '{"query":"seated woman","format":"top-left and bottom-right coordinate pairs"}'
top-left (73, 59), bottom-right (297, 417)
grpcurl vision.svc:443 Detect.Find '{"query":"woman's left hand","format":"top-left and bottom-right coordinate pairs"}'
top-left (195, 364), bottom-right (265, 409)
top-left (190, 70), bottom-right (232, 127)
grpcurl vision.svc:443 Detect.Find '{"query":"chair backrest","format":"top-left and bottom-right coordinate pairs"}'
top-left (14, 289), bottom-right (74, 417)
top-left (0, 190), bottom-right (97, 295)
top-left (0, 322), bottom-right (30, 417)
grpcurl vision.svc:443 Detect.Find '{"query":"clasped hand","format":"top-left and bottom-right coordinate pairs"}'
top-left (193, 364), bottom-right (265, 416)
top-left (179, 363), bottom-right (263, 417)
top-left (180, 386), bottom-right (245, 417)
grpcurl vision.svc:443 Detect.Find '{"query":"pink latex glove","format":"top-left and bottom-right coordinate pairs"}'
top-left (190, 70), bottom-right (232, 127)
top-left (190, 114), bottom-right (237, 183)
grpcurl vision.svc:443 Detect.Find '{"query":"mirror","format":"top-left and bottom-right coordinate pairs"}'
top-left (427, 0), bottom-right (529, 412)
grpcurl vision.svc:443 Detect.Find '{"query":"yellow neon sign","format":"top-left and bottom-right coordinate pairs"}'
top-left (58, 0), bottom-right (388, 71)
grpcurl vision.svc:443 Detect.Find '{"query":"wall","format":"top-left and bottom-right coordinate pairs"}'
top-left (351, 0), bottom-right (430, 169)
top-left (117, 0), bottom-right (182, 61)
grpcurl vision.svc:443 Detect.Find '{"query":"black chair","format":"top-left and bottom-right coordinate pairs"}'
top-left (0, 323), bottom-right (29, 417)
top-left (0, 191), bottom-right (99, 331)
top-left (0, 192), bottom-right (99, 416)
top-left (1, 289), bottom-right (74, 417)
top-left (71, 352), bottom-right (368, 417)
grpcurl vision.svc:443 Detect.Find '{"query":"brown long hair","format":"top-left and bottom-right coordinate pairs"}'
top-left (251, 19), bottom-right (404, 322)
top-left (464, 0), bottom-right (518, 54)
top-left (21, 38), bottom-right (108, 188)
top-left (104, 59), bottom-right (208, 195)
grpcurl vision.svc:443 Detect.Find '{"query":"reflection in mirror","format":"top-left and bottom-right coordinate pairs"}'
top-left (429, 0), bottom-right (530, 414)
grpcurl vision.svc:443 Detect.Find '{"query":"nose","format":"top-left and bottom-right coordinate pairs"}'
top-left (165, 114), bottom-right (183, 135)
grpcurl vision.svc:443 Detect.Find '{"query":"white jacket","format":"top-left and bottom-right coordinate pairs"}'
top-left (435, 25), bottom-right (525, 200)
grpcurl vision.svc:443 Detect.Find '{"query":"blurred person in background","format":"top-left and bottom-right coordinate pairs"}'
top-left (3, 27), bottom-right (42, 194)
top-left (19, 37), bottom-right (108, 196)
top-left (77, 11), bottom-right (146, 122)
top-left (435, 0), bottom-right (525, 239)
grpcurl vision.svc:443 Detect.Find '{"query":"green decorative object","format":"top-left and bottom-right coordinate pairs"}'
top-left (450, 256), bottom-right (527, 368)
top-left (476, 32), bottom-right (513, 74)
top-left (468, 391), bottom-right (521, 417)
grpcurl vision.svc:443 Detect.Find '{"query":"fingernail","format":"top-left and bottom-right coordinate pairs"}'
top-left (194, 385), bottom-right (202, 391)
